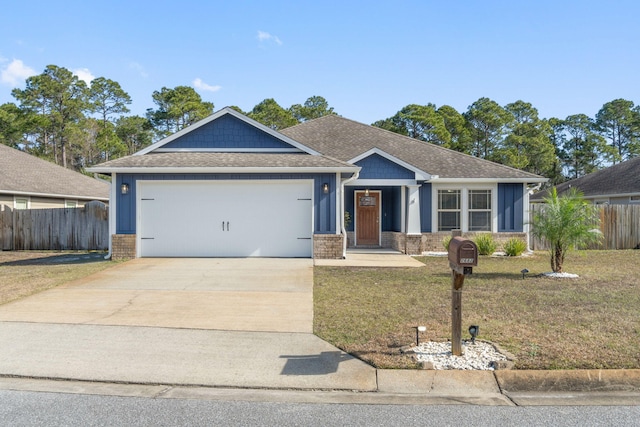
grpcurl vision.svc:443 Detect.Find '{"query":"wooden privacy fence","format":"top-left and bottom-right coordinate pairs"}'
top-left (529, 204), bottom-right (640, 250)
top-left (0, 201), bottom-right (108, 251)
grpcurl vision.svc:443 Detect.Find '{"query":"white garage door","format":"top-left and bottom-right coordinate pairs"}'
top-left (138, 180), bottom-right (313, 257)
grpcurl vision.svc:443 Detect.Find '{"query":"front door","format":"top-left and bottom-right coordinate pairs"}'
top-left (356, 191), bottom-right (380, 246)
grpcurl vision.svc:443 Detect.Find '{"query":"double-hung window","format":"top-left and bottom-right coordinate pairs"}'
top-left (437, 188), bottom-right (493, 232)
top-left (438, 190), bottom-right (461, 231)
top-left (468, 190), bottom-right (491, 231)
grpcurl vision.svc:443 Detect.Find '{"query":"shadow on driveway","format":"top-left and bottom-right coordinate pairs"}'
top-left (0, 253), bottom-right (107, 267)
top-left (280, 351), bottom-right (355, 375)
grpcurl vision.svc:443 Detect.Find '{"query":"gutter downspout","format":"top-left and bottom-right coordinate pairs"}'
top-left (525, 183), bottom-right (543, 253)
top-left (104, 174), bottom-right (116, 260)
top-left (341, 170), bottom-right (360, 258)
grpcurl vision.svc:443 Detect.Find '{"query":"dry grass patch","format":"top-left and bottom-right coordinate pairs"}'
top-left (314, 251), bottom-right (640, 369)
top-left (0, 251), bottom-right (117, 305)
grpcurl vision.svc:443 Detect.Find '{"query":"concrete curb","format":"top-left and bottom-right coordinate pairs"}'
top-left (495, 369), bottom-right (640, 392)
top-left (377, 369), bottom-right (501, 395)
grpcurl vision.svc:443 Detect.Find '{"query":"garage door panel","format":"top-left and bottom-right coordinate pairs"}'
top-left (138, 180), bottom-right (313, 258)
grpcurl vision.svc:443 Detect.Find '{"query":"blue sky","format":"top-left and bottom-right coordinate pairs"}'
top-left (1, 1), bottom-right (638, 124)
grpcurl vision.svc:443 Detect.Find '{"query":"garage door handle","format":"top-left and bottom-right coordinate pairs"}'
top-left (222, 221), bottom-right (230, 231)
top-left (227, 221), bottom-right (230, 231)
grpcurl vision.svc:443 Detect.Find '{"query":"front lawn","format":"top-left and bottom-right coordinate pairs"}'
top-left (0, 251), bottom-right (116, 305)
top-left (314, 250), bottom-right (640, 369)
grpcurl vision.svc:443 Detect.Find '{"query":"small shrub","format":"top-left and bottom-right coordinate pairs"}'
top-left (344, 211), bottom-right (352, 229)
top-left (503, 237), bottom-right (527, 256)
top-left (442, 236), bottom-right (452, 251)
top-left (474, 233), bottom-right (497, 255)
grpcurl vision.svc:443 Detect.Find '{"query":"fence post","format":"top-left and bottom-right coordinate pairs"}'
top-left (0, 205), bottom-right (14, 250)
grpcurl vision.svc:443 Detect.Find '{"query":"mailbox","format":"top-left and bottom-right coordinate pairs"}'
top-left (448, 236), bottom-right (478, 275)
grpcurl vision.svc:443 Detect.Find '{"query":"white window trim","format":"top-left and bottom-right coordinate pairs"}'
top-left (432, 184), bottom-right (497, 232)
top-left (468, 189), bottom-right (492, 232)
top-left (14, 196), bottom-right (30, 210)
top-left (436, 189), bottom-right (461, 232)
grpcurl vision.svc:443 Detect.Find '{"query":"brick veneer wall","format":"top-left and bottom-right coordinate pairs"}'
top-left (112, 234), bottom-right (136, 260)
top-left (421, 232), bottom-right (528, 252)
top-left (313, 234), bottom-right (344, 259)
top-left (381, 232), bottom-right (403, 252)
top-left (405, 235), bottom-right (422, 255)
top-left (346, 231), bottom-right (528, 255)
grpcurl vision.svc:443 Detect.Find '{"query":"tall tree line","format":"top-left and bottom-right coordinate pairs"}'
top-left (1, 64), bottom-right (639, 186)
top-left (373, 97), bottom-right (640, 184)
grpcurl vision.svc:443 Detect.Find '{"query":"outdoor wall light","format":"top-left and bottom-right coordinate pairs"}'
top-left (414, 325), bottom-right (427, 346)
top-left (468, 325), bottom-right (479, 344)
top-left (521, 268), bottom-right (529, 279)
top-left (364, 188), bottom-right (370, 196)
top-left (120, 183), bottom-right (130, 195)
top-left (322, 183), bottom-right (329, 194)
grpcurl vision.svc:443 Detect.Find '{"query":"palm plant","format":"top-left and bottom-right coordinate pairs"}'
top-left (530, 187), bottom-right (602, 272)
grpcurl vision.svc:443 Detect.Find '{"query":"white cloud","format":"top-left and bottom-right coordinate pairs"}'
top-left (129, 62), bottom-right (148, 78)
top-left (257, 30), bottom-right (282, 46)
top-left (193, 78), bottom-right (221, 93)
top-left (73, 68), bottom-right (95, 85)
top-left (0, 59), bottom-right (37, 86)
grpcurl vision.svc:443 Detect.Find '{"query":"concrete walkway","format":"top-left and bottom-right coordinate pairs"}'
top-left (314, 251), bottom-right (425, 268)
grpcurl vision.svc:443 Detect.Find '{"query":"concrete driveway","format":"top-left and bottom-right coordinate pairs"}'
top-left (0, 257), bottom-right (376, 391)
top-left (0, 258), bottom-right (313, 333)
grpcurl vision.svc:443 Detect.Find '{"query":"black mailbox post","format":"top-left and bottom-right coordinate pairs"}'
top-left (447, 236), bottom-right (478, 356)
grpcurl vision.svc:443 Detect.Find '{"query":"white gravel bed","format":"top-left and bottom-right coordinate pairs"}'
top-left (413, 341), bottom-right (507, 370)
top-left (542, 272), bottom-right (579, 278)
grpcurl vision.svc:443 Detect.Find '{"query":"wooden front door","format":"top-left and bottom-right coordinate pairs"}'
top-left (356, 191), bottom-right (380, 246)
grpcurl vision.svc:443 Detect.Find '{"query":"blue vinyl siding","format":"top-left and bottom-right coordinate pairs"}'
top-left (116, 173), bottom-right (336, 234)
top-left (162, 114), bottom-right (295, 150)
top-left (498, 183), bottom-right (524, 232)
top-left (387, 187), bottom-right (402, 232)
top-left (355, 154), bottom-right (414, 179)
top-left (420, 183), bottom-right (432, 232)
top-left (344, 187), bottom-right (355, 232)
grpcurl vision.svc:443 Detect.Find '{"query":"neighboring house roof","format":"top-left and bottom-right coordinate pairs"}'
top-left (531, 157), bottom-right (640, 201)
top-left (280, 115), bottom-right (546, 182)
top-left (0, 143), bottom-right (110, 201)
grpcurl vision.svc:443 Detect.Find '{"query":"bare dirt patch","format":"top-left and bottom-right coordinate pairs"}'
top-left (0, 251), bottom-right (116, 305)
top-left (314, 250), bottom-right (640, 370)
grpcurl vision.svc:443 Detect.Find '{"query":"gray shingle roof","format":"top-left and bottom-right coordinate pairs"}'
top-left (88, 152), bottom-right (357, 171)
top-left (281, 115), bottom-right (545, 180)
top-left (0, 144), bottom-right (109, 200)
top-left (531, 157), bottom-right (640, 200)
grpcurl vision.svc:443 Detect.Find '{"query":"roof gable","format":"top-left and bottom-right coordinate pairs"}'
top-left (0, 144), bottom-right (109, 200)
top-left (137, 107), bottom-right (320, 155)
top-left (351, 149), bottom-right (429, 180)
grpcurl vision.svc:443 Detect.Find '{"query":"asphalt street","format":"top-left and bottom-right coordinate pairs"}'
top-left (1, 389), bottom-right (639, 427)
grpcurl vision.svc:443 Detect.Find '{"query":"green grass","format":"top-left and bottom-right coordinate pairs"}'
top-left (0, 251), bottom-right (117, 305)
top-left (314, 251), bottom-right (640, 369)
